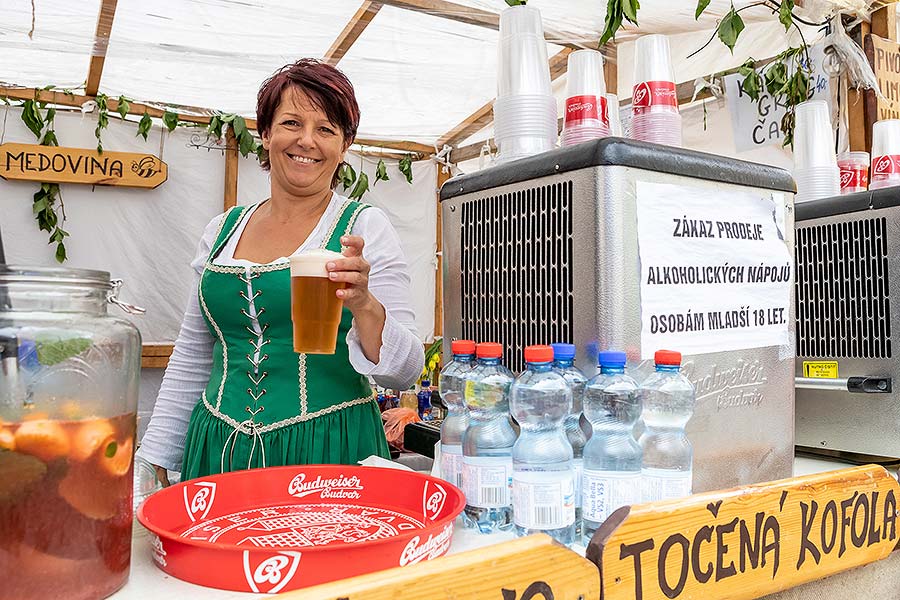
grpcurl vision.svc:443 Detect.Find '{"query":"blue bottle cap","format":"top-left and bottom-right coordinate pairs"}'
top-left (598, 351), bottom-right (627, 368)
top-left (550, 343), bottom-right (576, 360)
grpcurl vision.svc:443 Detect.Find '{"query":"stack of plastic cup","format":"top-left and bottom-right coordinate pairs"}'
top-left (793, 100), bottom-right (840, 202)
top-left (630, 34), bottom-right (682, 147)
top-left (607, 93), bottom-right (623, 137)
top-left (870, 120), bottom-right (900, 190)
top-left (837, 151), bottom-right (869, 194)
top-left (494, 4), bottom-right (558, 163)
top-left (560, 50), bottom-right (609, 147)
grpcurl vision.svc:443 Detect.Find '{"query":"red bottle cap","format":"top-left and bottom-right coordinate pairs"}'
top-left (655, 350), bottom-right (682, 366)
top-left (524, 345), bottom-right (554, 363)
top-left (451, 340), bottom-right (476, 355)
top-left (476, 342), bottom-right (503, 358)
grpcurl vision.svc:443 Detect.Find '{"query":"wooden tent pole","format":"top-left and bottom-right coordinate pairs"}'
top-left (224, 127), bottom-right (239, 211)
top-left (85, 0), bottom-right (119, 96)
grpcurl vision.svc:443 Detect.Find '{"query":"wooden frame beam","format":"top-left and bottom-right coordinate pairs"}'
top-left (85, 0), bottom-right (119, 96)
top-left (324, 1), bottom-right (383, 66)
top-left (224, 127), bottom-right (239, 210)
top-left (378, 0), bottom-right (591, 49)
top-left (438, 47), bottom-right (574, 149)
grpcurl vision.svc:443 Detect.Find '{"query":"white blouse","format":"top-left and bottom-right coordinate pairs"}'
top-left (137, 193), bottom-right (425, 471)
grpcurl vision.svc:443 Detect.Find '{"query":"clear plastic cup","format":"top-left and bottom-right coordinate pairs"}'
top-left (793, 100), bottom-right (837, 170)
top-left (498, 5), bottom-right (551, 97)
top-left (632, 34), bottom-right (678, 119)
top-left (794, 165), bottom-right (840, 202)
top-left (837, 151), bottom-right (869, 194)
top-left (493, 95), bottom-right (557, 139)
top-left (870, 120), bottom-right (900, 188)
top-left (630, 112), bottom-right (682, 146)
top-left (496, 135), bottom-right (556, 163)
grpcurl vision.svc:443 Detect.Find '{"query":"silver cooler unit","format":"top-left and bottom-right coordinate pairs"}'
top-left (441, 138), bottom-right (797, 493)
top-left (794, 189), bottom-right (898, 462)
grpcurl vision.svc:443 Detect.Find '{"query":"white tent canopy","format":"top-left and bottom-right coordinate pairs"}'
top-left (1, 0), bottom-right (827, 147)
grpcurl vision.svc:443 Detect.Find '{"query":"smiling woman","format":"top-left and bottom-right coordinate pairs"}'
top-left (137, 59), bottom-right (426, 484)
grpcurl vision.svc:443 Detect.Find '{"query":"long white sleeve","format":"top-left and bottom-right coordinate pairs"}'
top-left (345, 207), bottom-right (425, 391)
top-left (136, 215), bottom-right (222, 471)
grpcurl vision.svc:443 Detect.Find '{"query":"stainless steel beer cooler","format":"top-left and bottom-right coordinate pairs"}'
top-left (794, 188), bottom-right (899, 463)
top-left (440, 138), bottom-right (797, 494)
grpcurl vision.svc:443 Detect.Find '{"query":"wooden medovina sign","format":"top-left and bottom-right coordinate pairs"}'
top-left (587, 465), bottom-right (900, 600)
top-left (0, 143), bottom-right (167, 188)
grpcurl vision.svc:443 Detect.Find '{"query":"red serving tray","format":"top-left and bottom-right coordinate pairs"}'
top-left (137, 465), bottom-right (465, 593)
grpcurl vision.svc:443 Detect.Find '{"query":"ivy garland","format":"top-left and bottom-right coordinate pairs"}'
top-left (7, 91), bottom-right (416, 262)
top-left (599, 0), bottom-right (825, 147)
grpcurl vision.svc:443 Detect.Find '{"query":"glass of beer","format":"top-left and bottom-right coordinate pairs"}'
top-left (289, 249), bottom-right (346, 354)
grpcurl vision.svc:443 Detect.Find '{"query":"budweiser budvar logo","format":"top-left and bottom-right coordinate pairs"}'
top-left (150, 535), bottom-right (167, 568)
top-left (287, 472), bottom-right (363, 499)
top-left (182, 481), bottom-right (217, 522)
top-left (633, 82), bottom-right (651, 107)
top-left (398, 523), bottom-right (454, 567)
top-left (839, 170), bottom-right (853, 188)
top-left (873, 155), bottom-right (898, 175)
top-left (633, 81), bottom-right (677, 112)
top-left (422, 481), bottom-right (447, 521)
top-left (242, 550), bottom-right (302, 594)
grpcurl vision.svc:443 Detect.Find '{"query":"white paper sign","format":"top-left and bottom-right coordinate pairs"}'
top-left (635, 181), bottom-right (792, 359)
top-left (725, 43), bottom-right (831, 152)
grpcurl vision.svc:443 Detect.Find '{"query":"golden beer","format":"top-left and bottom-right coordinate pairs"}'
top-left (289, 250), bottom-right (346, 354)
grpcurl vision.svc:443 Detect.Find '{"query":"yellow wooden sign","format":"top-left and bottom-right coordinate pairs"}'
top-left (280, 534), bottom-right (600, 600)
top-left (587, 465), bottom-right (900, 600)
top-left (0, 143), bottom-right (167, 188)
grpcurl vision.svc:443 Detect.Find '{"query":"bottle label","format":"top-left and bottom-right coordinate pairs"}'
top-left (582, 469), bottom-right (642, 523)
top-left (641, 468), bottom-right (692, 503)
top-left (462, 455), bottom-right (512, 509)
top-left (632, 80), bottom-right (678, 114)
top-left (512, 470), bottom-right (575, 530)
top-left (440, 444), bottom-right (463, 489)
top-left (573, 458), bottom-right (583, 509)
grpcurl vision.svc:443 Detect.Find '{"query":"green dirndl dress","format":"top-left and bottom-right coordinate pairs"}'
top-left (180, 199), bottom-right (390, 480)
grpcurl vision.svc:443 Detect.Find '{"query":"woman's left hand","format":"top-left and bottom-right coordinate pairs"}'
top-left (326, 235), bottom-right (379, 314)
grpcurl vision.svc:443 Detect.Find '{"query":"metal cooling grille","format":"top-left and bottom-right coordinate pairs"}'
top-left (459, 181), bottom-right (574, 372)
top-left (795, 217), bottom-right (891, 359)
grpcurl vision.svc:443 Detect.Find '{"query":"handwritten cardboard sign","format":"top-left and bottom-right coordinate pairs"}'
top-left (0, 143), bottom-right (167, 188)
top-left (586, 465), bottom-right (900, 600)
top-left (865, 34), bottom-right (900, 124)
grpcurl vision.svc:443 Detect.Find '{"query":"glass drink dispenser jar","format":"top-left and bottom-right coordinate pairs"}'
top-left (0, 266), bottom-right (142, 600)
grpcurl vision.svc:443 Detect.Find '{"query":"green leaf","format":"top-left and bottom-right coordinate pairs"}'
top-left (717, 7), bottom-right (745, 53)
top-left (254, 142), bottom-right (266, 161)
top-left (339, 163), bottom-right (356, 190)
top-left (232, 116), bottom-right (248, 138)
top-left (41, 130), bottom-right (58, 147)
top-left (238, 131), bottom-right (253, 157)
top-left (207, 115), bottom-right (223, 140)
top-left (21, 100), bottom-right (44, 138)
top-left (35, 336), bottom-right (91, 365)
top-left (163, 110), bottom-right (179, 132)
top-left (399, 154), bottom-right (414, 184)
top-left (95, 93), bottom-right (108, 111)
top-left (504, 0), bottom-right (526, 5)
top-left (348, 171), bottom-right (369, 200)
top-left (599, 0), bottom-right (624, 45)
top-left (221, 114), bottom-right (235, 123)
top-left (97, 111), bottom-right (109, 129)
top-left (695, 0), bottom-right (711, 19)
top-left (375, 159), bottom-right (389, 184)
top-left (137, 112), bottom-right (152, 141)
top-left (781, 110), bottom-right (795, 147)
top-left (779, 0), bottom-right (794, 31)
top-left (740, 71), bottom-right (761, 101)
top-left (54, 242), bottom-right (67, 263)
top-left (46, 107), bottom-right (56, 123)
top-left (622, 0), bottom-right (640, 24)
top-left (764, 61), bottom-right (788, 96)
top-left (116, 96), bottom-right (130, 119)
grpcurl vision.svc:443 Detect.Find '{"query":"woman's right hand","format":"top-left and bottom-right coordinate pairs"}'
top-left (154, 465), bottom-right (171, 487)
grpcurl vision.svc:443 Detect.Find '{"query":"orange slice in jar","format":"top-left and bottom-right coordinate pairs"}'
top-left (71, 418), bottom-right (116, 463)
top-left (57, 462), bottom-right (119, 520)
top-left (99, 437), bottom-right (133, 477)
top-left (0, 427), bottom-right (15, 451)
top-left (13, 420), bottom-right (70, 463)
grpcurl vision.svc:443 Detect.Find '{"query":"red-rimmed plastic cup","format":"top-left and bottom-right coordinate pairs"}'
top-left (870, 120), bottom-right (900, 190)
top-left (607, 93), bottom-right (623, 137)
top-left (561, 49), bottom-right (609, 147)
top-left (837, 151), bottom-right (869, 194)
top-left (631, 35), bottom-right (681, 147)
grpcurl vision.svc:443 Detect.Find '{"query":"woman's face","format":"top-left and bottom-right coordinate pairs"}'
top-left (262, 87), bottom-right (347, 199)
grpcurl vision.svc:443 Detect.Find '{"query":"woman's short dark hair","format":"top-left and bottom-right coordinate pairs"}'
top-left (256, 59), bottom-right (360, 185)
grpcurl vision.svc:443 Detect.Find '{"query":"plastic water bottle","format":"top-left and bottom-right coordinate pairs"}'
top-left (639, 350), bottom-right (694, 502)
top-left (462, 342), bottom-right (517, 533)
top-left (581, 350), bottom-right (642, 545)
top-left (551, 342), bottom-right (590, 537)
top-left (438, 340), bottom-right (476, 489)
top-left (417, 380), bottom-right (434, 420)
top-left (510, 345), bottom-right (575, 544)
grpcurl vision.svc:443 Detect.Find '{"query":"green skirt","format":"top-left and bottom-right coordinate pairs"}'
top-left (180, 399), bottom-right (390, 481)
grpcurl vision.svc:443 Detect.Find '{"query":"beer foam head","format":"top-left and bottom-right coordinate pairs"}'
top-left (289, 249), bottom-right (343, 277)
